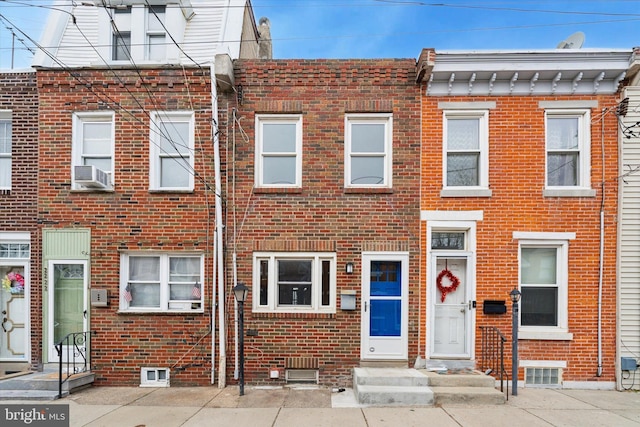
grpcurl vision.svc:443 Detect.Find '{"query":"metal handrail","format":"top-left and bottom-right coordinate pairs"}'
top-left (480, 326), bottom-right (508, 401)
top-left (55, 330), bottom-right (94, 399)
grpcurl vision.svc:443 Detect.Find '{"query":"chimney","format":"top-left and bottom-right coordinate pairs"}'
top-left (258, 17), bottom-right (273, 59)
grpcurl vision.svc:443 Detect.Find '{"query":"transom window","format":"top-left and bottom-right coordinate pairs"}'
top-left (545, 110), bottom-right (590, 189)
top-left (0, 243), bottom-right (30, 259)
top-left (150, 111), bottom-right (195, 191)
top-left (0, 112), bottom-right (11, 190)
top-left (345, 113), bottom-right (393, 188)
top-left (443, 110), bottom-right (489, 189)
top-left (120, 253), bottom-right (204, 312)
top-left (431, 231), bottom-right (466, 250)
top-left (254, 253), bottom-right (336, 313)
top-left (255, 115), bottom-right (302, 187)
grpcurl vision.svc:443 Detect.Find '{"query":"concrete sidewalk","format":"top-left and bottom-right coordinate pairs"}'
top-left (3, 385), bottom-right (640, 426)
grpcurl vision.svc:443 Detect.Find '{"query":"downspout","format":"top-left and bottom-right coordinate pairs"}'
top-left (597, 108), bottom-right (606, 377)
top-left (210, 62), bottom-right (227, 387)
top-left (232, 108), bottom-right (239, 380)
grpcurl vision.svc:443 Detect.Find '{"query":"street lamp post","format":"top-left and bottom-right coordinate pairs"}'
top-left (233, 282), bottom-right (249, 396)
top-left (510, 288), bottom-right (521, 396)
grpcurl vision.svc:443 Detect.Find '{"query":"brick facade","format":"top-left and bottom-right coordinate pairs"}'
top-left (229, 59), bottom-right (421, 386)
top-left (0, 71), bottom-right (40, 368)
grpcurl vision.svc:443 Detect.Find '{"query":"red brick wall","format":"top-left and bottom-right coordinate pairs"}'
top-left (419, 94), bottom-right (619, 383)
top-left (37, 68), bottom-right (217, 385)
top-left (0, 71), bottom-right (41, 368)
top-left (230, 59), bottom-right (421, 386)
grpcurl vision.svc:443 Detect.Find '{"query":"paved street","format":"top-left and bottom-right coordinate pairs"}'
top-left (3, 385), bottom-right (640, 427)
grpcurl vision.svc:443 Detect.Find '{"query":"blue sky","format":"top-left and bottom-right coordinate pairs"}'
top-left (1, 0), bottom-right (639, 69)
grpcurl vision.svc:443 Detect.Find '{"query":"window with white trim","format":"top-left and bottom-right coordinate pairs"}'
top-left (72, 112), bottom-right (115, 189)
top-left (0, 111), bottom-right (11, 190)
top-left (146, 5), bottom-right (166, 61)
top-left (112, 7), bottom-right (132, 61)
top-left (545, 110), bottom-right (590, 189)
top-left (345, 113), bottom-right (393, 188)
top-left (443, 110), bottom-right (489, 190)
top-left (150, 111), bottom-right (194, 191)
top-left (120, 253), bottom-right (204, 312)
top-left (518, 239), bottom-right (570, 335)
top-left (255, 115), bottom-right (302, 188)
top-left (253, 253), bottom-right (336, 313)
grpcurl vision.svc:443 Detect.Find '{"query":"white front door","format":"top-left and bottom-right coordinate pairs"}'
top-left (430, 254), bottom-right (472, 358)
top-left (0, 264), bottom-right (28, 361)
top-left (361, 253), bottom-right (409, 360)
top-left (48, 261), bottom-right (88, 363)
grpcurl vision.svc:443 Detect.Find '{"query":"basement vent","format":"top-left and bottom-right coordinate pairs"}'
top-left (285, 369), bottom-right (318, 384)
top-left (140, 367), bottom-right (170, 387)
top-left (525, 367), bottom-right (561, 387)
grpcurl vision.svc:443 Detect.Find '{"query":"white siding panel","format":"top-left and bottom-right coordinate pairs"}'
top-left (619, 86), bottom-right (640, 384)
top-left (181, 0), bottom-right (226, 64)
top-left (54, 8), bottom-right (101, 67)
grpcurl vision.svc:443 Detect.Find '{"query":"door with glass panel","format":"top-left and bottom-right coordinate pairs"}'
top-left (0, 264), bottom-right (28, 362)
top-left (361, 254), bottom-right (408, 360)
top-left (48, 261), bottom-right (87, 363)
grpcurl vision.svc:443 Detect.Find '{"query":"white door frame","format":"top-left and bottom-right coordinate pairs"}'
top-left (426, 220), bottom-right (477, 361)
top-left (360, 251), bottom-right (409, 360)
top-left (47, 260), bottom-right (88, 363)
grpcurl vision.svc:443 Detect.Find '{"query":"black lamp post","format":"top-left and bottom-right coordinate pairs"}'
top-left (510, 288), bottom-right (521, 396)
top-left (233, 282), bottom-right (249, 396)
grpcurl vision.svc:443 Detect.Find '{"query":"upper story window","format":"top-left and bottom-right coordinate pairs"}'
top-left (255, 115), bottom-right (302, 188)
top-left (545, 109), bottom-right (592, 195)
top-left (146, 5), bottom-right (166, 61)
top-left (442, 110), bottom-right (490, 196)
top-left (119, 252), bottom-right (204, 313)
top-left (150, 111), bottom-right (195, 191)
top-left (112, 7), bottom-right (132, 61)
top-left (253, 252), bottom-right (336, 313)
top-left (0, 111), bottom-right (11, 190)
top-left (72, 112), bottom-right (114, 190)
top-left (345, 113), bottom-right (393, 188)
top-left (514, 231), bottom-right (575, 341)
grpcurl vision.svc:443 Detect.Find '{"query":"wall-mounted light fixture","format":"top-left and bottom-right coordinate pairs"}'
top-left (345, 262), bottom-right (354, 274)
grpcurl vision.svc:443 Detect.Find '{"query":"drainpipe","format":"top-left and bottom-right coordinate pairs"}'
top-left (210, 62), bottom-right (227, 387)
top-left (597, 108), bottom-right (606, 377)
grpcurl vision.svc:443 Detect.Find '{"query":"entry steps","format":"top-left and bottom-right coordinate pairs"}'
top-left (353, 367), bottom-right (505, 406)
top-left (0, 366), bottom-right (94, 400)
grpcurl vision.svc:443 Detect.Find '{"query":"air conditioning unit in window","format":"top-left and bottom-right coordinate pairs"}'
top-left (74, 165), bottom-right (110, 189)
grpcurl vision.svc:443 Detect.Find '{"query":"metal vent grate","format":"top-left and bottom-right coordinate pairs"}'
top-left (285, 369), bottom-right (318, 383)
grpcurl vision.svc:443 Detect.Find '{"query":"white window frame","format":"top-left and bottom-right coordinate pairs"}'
top-left (119, 252), bottom-right (204, 313)
top-left (111, 6), bottom-right (132, 61)
top-left (344, 113), bottom-right (393, 188)
top-left (544, 109), bottom-right (592, 196)
top-left (149, 111), bottom-right (195, 191)
top-left (441, 110), bottom-right (490, 196)
top-left (252, 252), bottom-right (336, 313)
top-left (255, 114), bottom-right (303, 188)
top-left (146, 5), bottom-right (166, 61)
top-left (0, 111), bottom-right (11, 190)
top-left (71, 111), bottom-right (115, 190)
top-left (514, 232), bottom-right (575, 341)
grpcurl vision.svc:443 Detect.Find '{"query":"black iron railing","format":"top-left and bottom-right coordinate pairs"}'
top-left (480, 326), bottom-right (509, 400)
top-left (55, 331), bottom-right (94, 399)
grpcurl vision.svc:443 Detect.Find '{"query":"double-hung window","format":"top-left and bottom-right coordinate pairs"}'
top-left (72, 112), bottom-right (114, 189)
top-left (112, 6), bottom-right (132, 61)
top-left (515, 232), bottom-right (574, 340)
top-left (442, 110), bottom-right (490, 196)
top-left (0, 111), bottom-right (11, 190)
top-left (544, 109), bottom-right (592, 195)
top-left (255, 115), bottom-right (302, 188)
top-left (150, 111), bottom-right (195, 191)
top-left (146, 5), bottom-right (166, 61)
top-left (345, 113), bottom-right (393, 188)
top-left (253, 253), bottom-right (336, 313)
top-left (120, 253), bottom-right (204, 312)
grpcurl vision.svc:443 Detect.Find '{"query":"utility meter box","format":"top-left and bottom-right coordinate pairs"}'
top-left (340, 290), bottom-right (357, 311)
top-left (90, 289), bottom-right (108, 307)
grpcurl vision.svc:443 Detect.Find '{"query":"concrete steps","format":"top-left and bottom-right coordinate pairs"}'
top-left (353, 367), bottom-right (506, 407)
top-left (0, 367), bottom-right (95, 400)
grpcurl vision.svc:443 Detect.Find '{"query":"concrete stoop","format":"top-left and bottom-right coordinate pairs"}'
top-left (0, 368), bottom-right (95, 400)
top-left (353, 367), bottom-right (506, 407)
